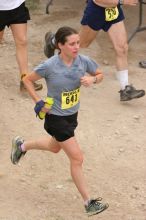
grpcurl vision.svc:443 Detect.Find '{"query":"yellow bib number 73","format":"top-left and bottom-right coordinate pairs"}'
top-left (61, 88), bottom-right (80, 109)
top-left (105, 7), bottom-right (119, 21)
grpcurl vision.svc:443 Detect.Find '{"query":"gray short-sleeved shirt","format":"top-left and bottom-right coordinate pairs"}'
top-left (34, 54), bottom-right (99, 116)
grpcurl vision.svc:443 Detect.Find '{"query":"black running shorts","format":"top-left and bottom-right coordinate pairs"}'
top-left (0, 2), bottom-right (30, 31)
top-left (44, 112), bottom-right (78, 142)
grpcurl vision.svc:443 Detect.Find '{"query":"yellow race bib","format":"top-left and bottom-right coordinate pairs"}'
top-left (105, 7), bottom-right (119, 21)
top-left (61, 88), bottom-right (80, 109)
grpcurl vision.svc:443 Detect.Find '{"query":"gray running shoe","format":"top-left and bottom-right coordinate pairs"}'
top-left (139, 60), bottom-right (146, 68)
top-left (85, 198), bottom-right (109, 216)
top-left (44, 31), bottom-right (55, 58)
top-left (119, 85), bottom-right (145, 101)
top-left (11, 136), bottom-right (26, 165)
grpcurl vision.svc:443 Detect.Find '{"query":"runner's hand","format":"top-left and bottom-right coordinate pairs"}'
top-left (80, 75), bottom-right (95, 87)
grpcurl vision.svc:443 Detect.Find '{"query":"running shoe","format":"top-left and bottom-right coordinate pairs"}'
top-left (11, 136), bottom-right (26, 165)
top-left (44, 31), bottom-right (55, 58)
top-left (85, 198), bottom-right (109, 216)
top-left (119, 85), bottom-right (145, 101)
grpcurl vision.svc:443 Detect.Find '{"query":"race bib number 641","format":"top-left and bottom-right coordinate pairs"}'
top-left (105, 7), bottom-right (119, 21)
top-left (61, 88), bottom-right (80, 109)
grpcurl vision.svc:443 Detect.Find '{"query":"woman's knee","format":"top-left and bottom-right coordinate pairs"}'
top-left (71, 151), bottom-right (84, 166)
top-left (15, 37), bottom-right (27, 48)
top-left (51, 146), bottom-right (61, 154)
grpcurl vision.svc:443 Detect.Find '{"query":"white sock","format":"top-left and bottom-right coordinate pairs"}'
top-left (116, 70), bottom-right (129, 90)
top-left (84, 199), bottom-right (90, 206)
top-left (20, 143), bottom-right (26, 152)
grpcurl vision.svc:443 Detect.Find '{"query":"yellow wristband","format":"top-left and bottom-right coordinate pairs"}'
top-left (21, 73), bottom-right (27, 80)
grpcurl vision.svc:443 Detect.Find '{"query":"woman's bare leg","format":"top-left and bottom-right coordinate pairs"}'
top-left (58, 137), bottom-right (90, 201)
top-left (24, 136), bottom-right (61, 153)
top-left (10, 23), bottom-right (28, 76)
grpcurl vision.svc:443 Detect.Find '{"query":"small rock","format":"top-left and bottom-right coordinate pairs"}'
top-left (103, 59), bottom-right (109, 65)
top-left (130, 194), bottom-right (137, 199)
top-left (133, 115), bottom-right (140, 120)
top-left (115, 130), bottom-right (120, 135)
top-left (119, 148), bottom-right (124, 153)
top-left (56, 185), bottom-right (64, 189)
top-left (133, 185), bottom-right (139, 190)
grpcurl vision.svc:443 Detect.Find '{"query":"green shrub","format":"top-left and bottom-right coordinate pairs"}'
top-left (26, 0), bottom-right (40, 10)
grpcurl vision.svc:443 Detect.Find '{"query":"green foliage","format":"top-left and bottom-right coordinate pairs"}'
top-left (26, 0), bottom-right (40, 10)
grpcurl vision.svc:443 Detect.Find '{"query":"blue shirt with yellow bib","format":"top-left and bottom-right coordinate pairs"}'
top-left (34, 54), bottom-right (99, 116)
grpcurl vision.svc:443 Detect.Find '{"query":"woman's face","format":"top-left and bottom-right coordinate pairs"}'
top-left (59, 34), bottom-right (80, 59)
